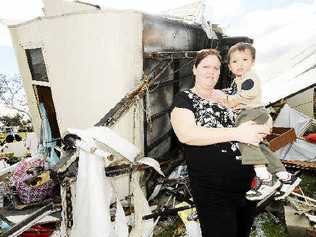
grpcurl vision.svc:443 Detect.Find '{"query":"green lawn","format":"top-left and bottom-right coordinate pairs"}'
top-left (0, 132), bottom-right (27, 143)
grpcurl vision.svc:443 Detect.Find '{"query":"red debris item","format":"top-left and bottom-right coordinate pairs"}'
top-left (251, 177), bottom-right (257, 188)
top-left (304, 133), bottom-right (316, 144)
top-left (21, 225), bottom-right (54, 237)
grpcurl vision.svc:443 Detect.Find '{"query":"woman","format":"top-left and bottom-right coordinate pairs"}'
top-left (170, 49), bottom-right (269, 237)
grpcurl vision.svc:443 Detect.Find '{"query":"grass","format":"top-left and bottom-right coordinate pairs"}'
top-left (250, 212), bottom-right (288, 237)
top-left (0, 133), bottom-right (5, 142)
top-left (299, 172), bottom-right (316, 198)
top-left (0, 132), bottom-right (27, 143)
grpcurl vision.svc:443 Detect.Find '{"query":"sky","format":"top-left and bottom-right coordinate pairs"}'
top-left (0, 0), bottom-right (316, 77)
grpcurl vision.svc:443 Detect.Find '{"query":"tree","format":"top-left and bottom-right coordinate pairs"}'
top-left (0, 74), bottom-right (31, 120)
top-left (0, 114), bottom-right (24, 127)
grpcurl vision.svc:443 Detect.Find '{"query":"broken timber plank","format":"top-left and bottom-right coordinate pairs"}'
top-left (144, 51), bottom-right (198, 60)
top-left (95, 60), bottom-right (173, 127)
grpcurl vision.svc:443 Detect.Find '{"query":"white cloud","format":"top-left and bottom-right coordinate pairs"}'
top-left (0, 24), bottom-right (12, 46)
top-left (0, 0), bottom-right (44, 46)
top-left (0, 0), bottom-right (43, 21)
top-left (205, 0), bottom-right (241, 24)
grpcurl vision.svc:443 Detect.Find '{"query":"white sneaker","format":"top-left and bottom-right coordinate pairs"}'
top-left (274, 175), bottom-right (301, 200)
top-left (246, 176), bottom-right (281, 201)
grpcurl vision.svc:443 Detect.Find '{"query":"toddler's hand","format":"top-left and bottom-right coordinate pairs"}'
top-left (212, 90), bottom-right (227, 104)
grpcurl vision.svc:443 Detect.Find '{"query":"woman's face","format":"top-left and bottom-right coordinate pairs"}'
top-left (193, 55), bottom-right (221, 90)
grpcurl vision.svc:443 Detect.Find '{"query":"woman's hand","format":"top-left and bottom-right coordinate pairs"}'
top-left (236, 121), bottom-right (270, 146)
top-left (211, 90), bottom-right (228, 105)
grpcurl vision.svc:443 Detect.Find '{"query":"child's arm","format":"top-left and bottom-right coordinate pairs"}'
top-left (227, 73), bottom-right (261, 109)
top-left (212, 90), bottom-right (232, 107)
top-left (226, 93), bottom-right (244, 109)
top-left (212, 89), bottom-right (242, 109)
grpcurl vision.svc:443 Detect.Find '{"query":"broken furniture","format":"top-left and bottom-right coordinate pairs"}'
top-left (266, 127), bottom-right (296, 152)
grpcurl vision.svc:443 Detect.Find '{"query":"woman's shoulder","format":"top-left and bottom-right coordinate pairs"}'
top-left (174, 89), bottom-right (192, 100)
top-left (172, 90), bottom-right (194, 111)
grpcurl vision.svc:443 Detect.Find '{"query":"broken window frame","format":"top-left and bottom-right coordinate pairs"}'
top-left (25, 48), bottom-right (49, 83)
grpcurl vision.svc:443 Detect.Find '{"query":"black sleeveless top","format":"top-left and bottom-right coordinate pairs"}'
top-left (172, 90), bottom-right (254, 194)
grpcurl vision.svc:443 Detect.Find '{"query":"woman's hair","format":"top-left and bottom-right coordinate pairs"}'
top-left (227, 42), bottom-right (256, 63)
top-left (194, 48), bottom-right (222, 67)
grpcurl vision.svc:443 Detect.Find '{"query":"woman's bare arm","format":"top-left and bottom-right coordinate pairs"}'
top-left (170, 107), bottom-right (269, 146)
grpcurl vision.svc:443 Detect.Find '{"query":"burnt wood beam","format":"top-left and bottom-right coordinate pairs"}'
top-left (150, 108), bottom-right (171, 121)
top-left (147, 130), bottom-right (173, 153)
top-left (143, 91), bottom-right (149, 156)
top-left (144, 51), bottom-right (198, 60)
top-left (95, 60), bottom-right (173, 127)
top-left (149, 74), bottom-right (192, 90)
top-left (149, 79), bottom-right (180, 90)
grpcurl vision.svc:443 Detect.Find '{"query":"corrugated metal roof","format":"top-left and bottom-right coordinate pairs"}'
top-left (262, 36), bottom-right (316, 105)
top-left (161, 1), bottom-right (205, 23)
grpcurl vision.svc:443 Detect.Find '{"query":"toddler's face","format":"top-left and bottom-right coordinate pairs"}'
top-left (229, 49), bottom-right (254, 78)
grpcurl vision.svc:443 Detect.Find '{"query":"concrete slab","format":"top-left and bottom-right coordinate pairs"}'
top-left (285, 205), bottom-right (312, 237)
